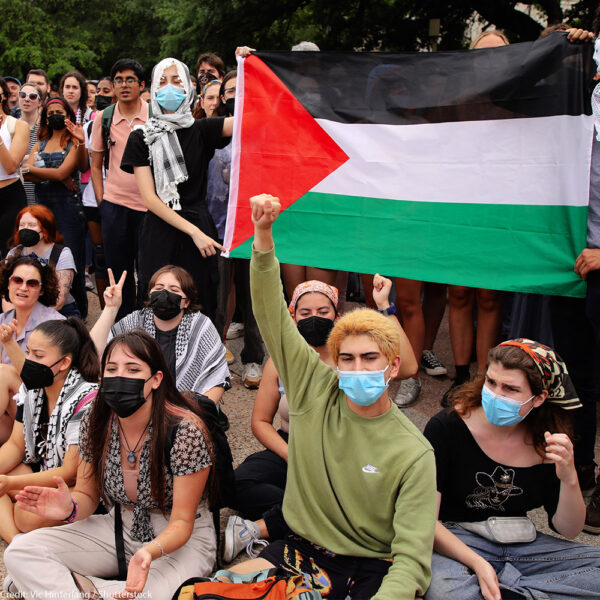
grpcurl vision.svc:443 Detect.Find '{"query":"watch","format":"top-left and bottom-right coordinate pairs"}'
top-left (377, 302), bottom-right (397, 316)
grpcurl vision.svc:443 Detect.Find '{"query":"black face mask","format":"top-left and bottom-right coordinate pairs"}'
top-left (149, 289), bottom-right (183, 321)
top-left (47, 114), bottom-right (65, 130)
top-left (197, 71), bottom-right (217, 93)
top-left (225, 97), bottom-right (235, 116)
top-left (297, 316), bottom-right (334, 347)
top-left (19, 228), bottom-right (41, 247)
top-left (101, 376), bottom-right (151, 418)
top-left (95, 95), bottom-right (113, 111)
top-left (20, 357), bottom-right (64, 390)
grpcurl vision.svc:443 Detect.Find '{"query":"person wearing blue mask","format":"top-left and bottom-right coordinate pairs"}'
top-left (121, 50), bottom-right (252, 322)
top-left (227, 193), bottom-right (436, 600)
top-left (423, 339), bottom-right (600, 600)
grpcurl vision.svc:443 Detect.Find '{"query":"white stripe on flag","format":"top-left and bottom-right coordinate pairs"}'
top-left (312, 114), bottom-right (594, 207)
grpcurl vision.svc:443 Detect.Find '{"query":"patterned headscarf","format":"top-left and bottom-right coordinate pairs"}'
top-left (289, 280), bottom-right (339, 318)
top-left (499, 338), bottom-right (581, 409)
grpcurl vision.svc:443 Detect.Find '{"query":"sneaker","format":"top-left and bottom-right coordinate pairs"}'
top-left (2, 575), bottom-right (20, 597)
top-left (393, 377), bottom-right (421, 407)
top-left (225, 347), bottom-right (234, 365)
top-left (223, 515), bottom-right (268, 563)
top-left (85, 273), bottom-right (94, 291)
top-left (226, 322), bottom-right (245, 340)
top-left (584, 481), bottom-right (600, 534)
top-left (440, 375), bottom-right (469, 408)
top-left (243, 362), bottom-right (262, 389)
top-left (421, 350), bottom-right (447, 376)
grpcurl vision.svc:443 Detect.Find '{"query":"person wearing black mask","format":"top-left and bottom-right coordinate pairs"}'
top-left (223, 273), bottom-right (418, 562)
top-left (5, 330), bottom-right (218, 598)
top-left (23, 98), bottom-right (89, 318)
top-left (0, 317), bottom-right (99, 545)
top-left (90, 264), bottom-right (230, 405)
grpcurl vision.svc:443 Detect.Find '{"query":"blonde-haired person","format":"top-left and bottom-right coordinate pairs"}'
top-left (225, 274), bottom-right (418, 562)
top-left (227, 193), bottom-right (436, 600)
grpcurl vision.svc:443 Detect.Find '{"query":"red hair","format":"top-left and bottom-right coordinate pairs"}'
top-left (7, 205), bottom-right (65, 248)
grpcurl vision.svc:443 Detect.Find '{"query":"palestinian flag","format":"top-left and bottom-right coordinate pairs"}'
top-left (224, 33), bottom-right (595, 297)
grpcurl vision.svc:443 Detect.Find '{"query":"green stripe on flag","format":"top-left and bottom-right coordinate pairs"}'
top-left (230, 192), bottom-right (587, 298)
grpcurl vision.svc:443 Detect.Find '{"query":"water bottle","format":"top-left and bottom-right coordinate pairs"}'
top-left (33, 152), bottom-right (45, 167)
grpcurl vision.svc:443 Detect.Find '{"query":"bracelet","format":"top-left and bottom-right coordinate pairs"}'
top-left (63, 499), bottom-right (78, 523)
top-left (377, 302), bottom-right (397, 316)
top-left (149, 539), bottom-right (165, 556)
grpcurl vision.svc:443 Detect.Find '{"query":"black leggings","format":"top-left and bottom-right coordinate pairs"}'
top-left (0, 180), bottom-right (26, 254)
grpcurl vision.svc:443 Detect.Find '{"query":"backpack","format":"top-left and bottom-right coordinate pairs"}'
top-left (171, 569), bottom-right (322, 600)
top-left (49, 243), bottom-right (87, 318)
top-left (101, 102), bottom-right (152, 170)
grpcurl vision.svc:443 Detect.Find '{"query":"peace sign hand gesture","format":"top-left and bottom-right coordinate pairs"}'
top-left (103, 268), bottom-right (127, 310)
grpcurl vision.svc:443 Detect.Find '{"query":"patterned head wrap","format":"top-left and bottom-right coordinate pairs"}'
top-left (498, 338), bottom-right (581, 409)
top-left (289, 280), bottom-right (339, 318)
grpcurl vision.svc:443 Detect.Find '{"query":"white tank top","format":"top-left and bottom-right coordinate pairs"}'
top-left (0, 117), bottom-right (18, 181)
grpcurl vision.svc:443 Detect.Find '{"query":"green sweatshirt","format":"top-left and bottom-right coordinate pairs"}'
top-left (250, 247), bottom-right (437, 600)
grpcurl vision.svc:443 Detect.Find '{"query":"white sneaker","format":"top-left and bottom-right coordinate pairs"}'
top-left (394, 377), bottom-right (421, 407)
top-left (226, 322), bottom-right (245, 340)
top-left (2, 575), bottom-right (19, 596)
top-left (243, 362), bottom-right (262, 389)
top-left (420, 350), bottom-right (447, 376)
top-left (223, 515), bottom-right (268, 563)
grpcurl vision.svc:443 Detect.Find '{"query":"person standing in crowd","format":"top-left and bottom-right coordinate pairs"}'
top-left (94, 76), bottom-right (114, 112)
top-left (4, 77), bottom-right (21, 118)
top-left (59, 71), bottom-right (91, 124)
top-left (120, 55), bottom-right (239, 321)
top-left (0, 318), bottom-right (98, 545)
top-left (0, 77), bottom-right (29, 254)
top-left (90, 58), bottom-right (148, 320)
top-left (193, 79), bottom-right (222, 119)
top-left (5, 330), bottom-right (217, 599)
top-left (230, 193), bottom-right (436, 600)
top-left (208, 71), bottom-right (264, 387)
top-left (86, 81), bottom-right (97, 109)
top-left (196, 52), bottom-right (225, 87)
top-left (25, 69), bottom-right (49, 103)
top-left (6, 206), bottom-right (81, 317)
top-left (18, 82), bottom-right (42, 206)
top-left (23, 98), bottom-right (88, 317)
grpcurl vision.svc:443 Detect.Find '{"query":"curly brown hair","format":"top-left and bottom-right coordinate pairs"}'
top-left (0, 255), bottom-right (60, 307)
top-left (451, 345), bottom-right (573, 458)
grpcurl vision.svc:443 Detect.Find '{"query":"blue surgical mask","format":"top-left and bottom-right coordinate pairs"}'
top-left (337, 366), bottom-right (390, 407)
top-left (155, 84), bottom-right (186, 112)
top-left (481, 384), bottom-right (534, 427)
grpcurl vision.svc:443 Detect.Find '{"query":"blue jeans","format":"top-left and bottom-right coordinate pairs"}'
top-left (425, 523), bottom-right (600, 600)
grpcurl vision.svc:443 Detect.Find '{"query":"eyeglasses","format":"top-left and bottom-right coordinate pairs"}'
top-left (113, 77), bottom-right (139, 87)
top-left (223, 87), bottom-right (236, 98)
top-left (9, 275), bottom-right (41, 289)
top-left (19, 91), bottom-right (40, 101)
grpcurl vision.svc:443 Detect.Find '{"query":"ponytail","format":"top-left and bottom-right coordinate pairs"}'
top-left (33, 318), bottom-right (100, 382)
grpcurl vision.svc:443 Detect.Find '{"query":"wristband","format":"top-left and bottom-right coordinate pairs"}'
top-left (149, 539), bottom-right (165, 556)
top-left (64, 499), bottom-right (78, 523)
top-left (377, 302), bottom-right (397, 316)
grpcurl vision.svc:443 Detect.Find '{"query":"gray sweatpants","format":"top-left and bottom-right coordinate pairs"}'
top-left (5, 505), bottom-right (216, 599)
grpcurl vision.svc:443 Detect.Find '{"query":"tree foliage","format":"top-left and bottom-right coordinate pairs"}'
top-left (0, 0), bottom-right (596, 84)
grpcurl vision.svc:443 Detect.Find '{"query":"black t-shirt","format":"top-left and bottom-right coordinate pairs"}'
top-left (120, 117), bottom-right (229, 219)
top-left (155, 325), bottom-right (178, 378)
top-left (423, 409), bottom-right (560, 525)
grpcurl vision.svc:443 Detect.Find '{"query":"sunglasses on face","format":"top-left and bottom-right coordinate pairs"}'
top-left (19, 91), bottom-right (40, 101)
top-left (9, 275), bottom-right (41, 289)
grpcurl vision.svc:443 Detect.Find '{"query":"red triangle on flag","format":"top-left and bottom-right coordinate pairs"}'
top-left (228, 55), bottom-right (349, 251)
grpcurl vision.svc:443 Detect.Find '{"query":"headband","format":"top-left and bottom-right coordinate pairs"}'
top-left (499, 338), bottom-right (581, 409)
top-left (201, 80), bottom-right (221, 97)
top-left (289, 280), bottom-right (339, 317)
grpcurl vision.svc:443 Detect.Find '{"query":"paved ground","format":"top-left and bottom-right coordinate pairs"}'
top-left (1, 288), bottom-right (598, 593)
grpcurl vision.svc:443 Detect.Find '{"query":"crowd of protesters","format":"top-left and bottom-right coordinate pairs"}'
top-left (0, 22), bottom-right (598, 600)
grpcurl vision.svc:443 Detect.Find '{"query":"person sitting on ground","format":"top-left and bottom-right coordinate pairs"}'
top-left (0, 318), bottom-right (98, 544)
top-left (227, 194), bottom-right (436, 600)
top-left (226, 273), bottom-right (418, 562)
top-left (5, 330), bottom-right (218, 598)
top-left (90, 265), bottom-right (230, 404)
top-left (423, 339), bottom-right (600, 600)
top-left (6, 205), bottom-right (81, 317)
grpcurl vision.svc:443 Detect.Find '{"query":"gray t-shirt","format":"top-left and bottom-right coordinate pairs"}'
top-left (588, 137), bottom-right (600, 249)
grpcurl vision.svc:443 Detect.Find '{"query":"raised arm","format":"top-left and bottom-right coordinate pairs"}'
top-left (372, 274), bottom-right (418, 379)
top-left (89, 268), bottom-right (126, 356)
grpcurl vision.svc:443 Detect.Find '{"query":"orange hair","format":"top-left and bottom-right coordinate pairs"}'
top-left (7, 205), bottom-right (65, 248)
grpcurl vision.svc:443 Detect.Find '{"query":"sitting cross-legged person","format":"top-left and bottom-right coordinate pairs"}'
top-left (228, 194), bottom-right (436, 600)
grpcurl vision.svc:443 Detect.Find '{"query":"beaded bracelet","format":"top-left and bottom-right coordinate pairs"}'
top-left (63, 499), bottom-right (78, 523)
top-left (149, 539), bottom-right (165, 557)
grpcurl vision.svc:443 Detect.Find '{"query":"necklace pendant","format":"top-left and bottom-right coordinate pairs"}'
top-left (127, 451), bottom-right (136, 465)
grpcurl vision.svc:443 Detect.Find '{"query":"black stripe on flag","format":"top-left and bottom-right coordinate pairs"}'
top-left (256, 32), bottom-right (595, 125)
